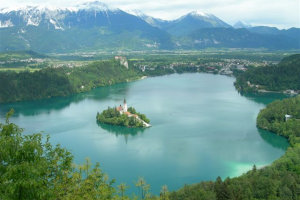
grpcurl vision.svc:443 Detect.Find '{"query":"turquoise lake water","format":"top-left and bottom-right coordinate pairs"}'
top-left (0, 73), bottom-right (289, 194)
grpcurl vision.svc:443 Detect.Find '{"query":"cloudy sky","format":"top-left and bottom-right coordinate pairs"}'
top-left (0, 0), bottom-right (299, 28)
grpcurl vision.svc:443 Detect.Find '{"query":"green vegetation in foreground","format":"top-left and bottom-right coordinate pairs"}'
top-left (0, 110), bottom-right (161, 199)
top-left (169, 95), bottom-right (300, 200)
top-left (0, 60), bottom-right (141, 103)
top-left (235, 54), bottom-right (300, 93)
top-left (97, 106), bottom-right (150, 128)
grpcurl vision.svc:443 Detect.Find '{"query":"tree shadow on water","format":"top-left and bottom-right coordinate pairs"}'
top-left (97, 121), bottom-right (146, 143)
top-left (0, 83), bottom-right (130, 117)
top-left (239, 92), bottom-right (289, 105)
top-left (257, 128), bottom-right (289, 151)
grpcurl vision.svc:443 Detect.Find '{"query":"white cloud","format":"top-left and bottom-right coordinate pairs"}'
top-left (0, 0), bottom-right (299, 28)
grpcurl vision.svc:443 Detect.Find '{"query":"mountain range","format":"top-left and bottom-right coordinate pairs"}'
top-left (0, 1), bottom-right (299, 53)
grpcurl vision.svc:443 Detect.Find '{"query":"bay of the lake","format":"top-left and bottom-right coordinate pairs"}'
top-left (0, 73), bottom-right (289, 194)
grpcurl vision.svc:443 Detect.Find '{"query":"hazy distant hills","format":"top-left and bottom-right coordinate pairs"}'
top-left (0, 1), bottom-right (299, 52)
top-left (181, 28), bottom-right (297, 49)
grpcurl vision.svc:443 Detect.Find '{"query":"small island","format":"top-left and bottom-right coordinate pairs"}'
top-left (97, 99), bottom-right (151, 128)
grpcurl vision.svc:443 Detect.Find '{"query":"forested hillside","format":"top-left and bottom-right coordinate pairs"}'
top-left (257, 95), bottom-right (300, 144)
top-left (0, 60), bottom-right (141, 103)
top-left (235, 54), bottom-right (300, 93)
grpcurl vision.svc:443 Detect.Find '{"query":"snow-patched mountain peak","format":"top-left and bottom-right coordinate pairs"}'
top-left (0, 5), bottom-right (69, 14)
top-left (0, 5), bottom-right (71, 29)
top-left (74, 1), bottom-right (117, 12)
top-left (126, 9), bottom-right (167, 28)
top-left (126, 9), bottom-right (146, 17)
top-left (0, 5), bottom-right (32, 14)
top-left (175, 10), bottom-right (216, 22)
top-left (0, 19), bottom-right (14, 28)
top-left (234, 21), bottom-right (252, 29)
top-left (16, 6), bottom-right (69, 27)
top-left (0, 1), bottom-right (119, 29)
top-left (0, 1), bottom-right (116, 14)
top-left (189, 10), bottom-right (211, 18)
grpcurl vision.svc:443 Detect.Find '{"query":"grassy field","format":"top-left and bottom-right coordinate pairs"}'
top-left (0, 67), bottom-right (41, 72)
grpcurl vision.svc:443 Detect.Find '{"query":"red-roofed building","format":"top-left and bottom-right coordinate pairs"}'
top-left (116, 105), bottom-right (123, 112)
top-left (115, 99), bottom-right (151, 127)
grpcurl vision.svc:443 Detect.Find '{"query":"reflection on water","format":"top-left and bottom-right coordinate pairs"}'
top-left (257, 128), bottom-right (289, 150)
top-left (97, 122), bottom-right (146, 143)
top-left (240, 93), bottom-right (290, 150)
top-left (0, 83), bottom-right (131, 117)
top-left (239, 92), bottom-right (289, 105)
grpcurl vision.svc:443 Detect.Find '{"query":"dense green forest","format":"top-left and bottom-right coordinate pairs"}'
top-left (0, 60), bottom-right (141, 103)
top-left (97, 106), bottom-right (150, 128)
top-left (257, 95), bottom-right (300, 145)
top-left (235, 54), bottom-right (300, 93)
top-left (169, 95), bottom-right (300, 200)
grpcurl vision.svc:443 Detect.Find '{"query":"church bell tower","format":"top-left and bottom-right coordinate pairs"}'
top-left (123, 98), bottom-right (127, 112)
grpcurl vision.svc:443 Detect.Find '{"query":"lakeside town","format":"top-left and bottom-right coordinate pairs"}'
top-left (133, 58), bottom-right (278, 76)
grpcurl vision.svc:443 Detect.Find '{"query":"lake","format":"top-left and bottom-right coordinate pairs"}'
top-left (0, 73), bottom-right (289, 194)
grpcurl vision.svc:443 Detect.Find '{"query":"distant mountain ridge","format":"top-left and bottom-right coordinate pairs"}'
top-left (126, 9), bottom-right (169, 29)
top-left (182, 28), bottom-right (298, 49)
top-left (0, 1), bottom-right (299, 52)
top-left (0, 2), bottom-right (173, 52)
top-left (161, 11), bottom-right (231, 36)
top-left (233, 21), bottom-right (251, 29)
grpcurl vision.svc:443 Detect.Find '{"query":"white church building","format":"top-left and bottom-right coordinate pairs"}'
top-left (116, 99), bottom-right (129, 115)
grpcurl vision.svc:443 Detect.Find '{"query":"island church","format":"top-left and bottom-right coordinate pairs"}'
top-left (116, 98), bottom-right (151, 127)
top-left (116, 99), bottom-right (128, 113)
top-left (116, 99), bottom-right (138, 118)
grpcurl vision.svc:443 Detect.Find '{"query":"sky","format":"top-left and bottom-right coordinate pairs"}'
top-left (0, 0), bottom-right (299, 29)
